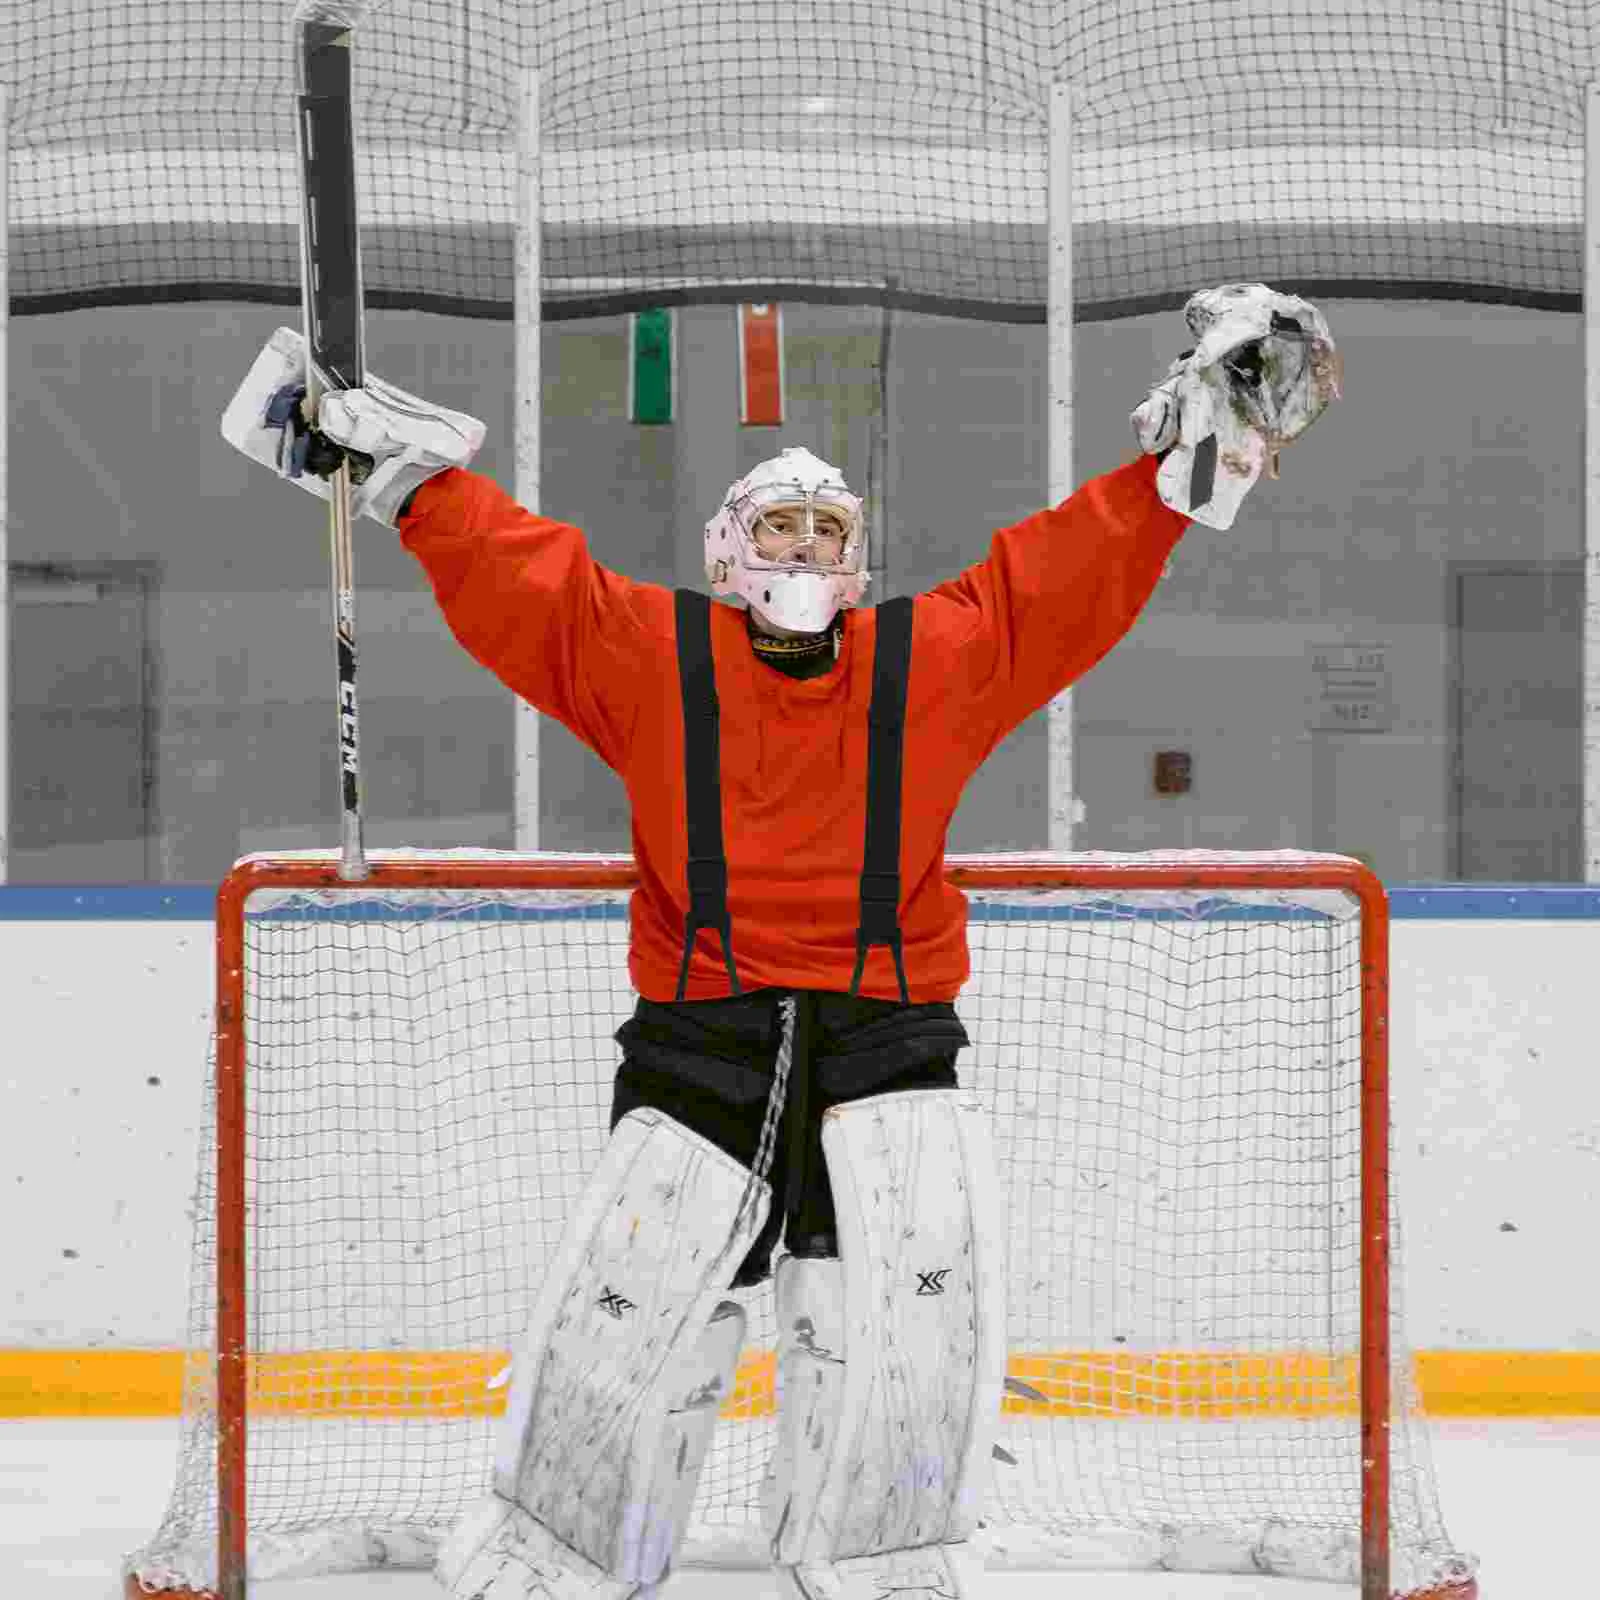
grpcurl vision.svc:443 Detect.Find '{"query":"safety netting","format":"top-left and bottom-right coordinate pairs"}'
top-left (9, 0), bottom-right (1590, 321)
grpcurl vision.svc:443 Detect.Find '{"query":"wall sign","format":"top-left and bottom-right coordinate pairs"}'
top-left (1310, 642), bottom-right (1391, 733)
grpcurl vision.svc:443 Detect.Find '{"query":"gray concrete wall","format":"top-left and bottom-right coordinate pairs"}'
top-left (6, 299), bottom-right (1582, 880)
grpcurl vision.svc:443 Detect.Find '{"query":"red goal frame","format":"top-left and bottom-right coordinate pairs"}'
top-left (144, 850), bottom-right (1475, 1600)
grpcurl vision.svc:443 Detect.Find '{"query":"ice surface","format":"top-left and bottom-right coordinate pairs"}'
top-left (5, 1416), bottom-right (1594, 1596)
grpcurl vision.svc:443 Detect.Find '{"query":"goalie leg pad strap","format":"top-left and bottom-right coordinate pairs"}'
top-left (776, 1545), bottom-right (966, 1599)
top-left (438, 1107), bottom-right (769, 1593)
top-left (435, 1495), bottom-right (637, 1599)
top-left (766, 1089), bottom-right (1005, 1566)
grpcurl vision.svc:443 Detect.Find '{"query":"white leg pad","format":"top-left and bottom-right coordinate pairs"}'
top-left (766, 1089), bottom-right (1005, 1567)
top-left (437, 1107), bottom-right (768, 1595)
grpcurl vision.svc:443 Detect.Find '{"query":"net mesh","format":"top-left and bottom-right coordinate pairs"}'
top-left (125, 852), bottom-right (1475, 1595)
top-left (12, 0), bottom-right (1591, 320)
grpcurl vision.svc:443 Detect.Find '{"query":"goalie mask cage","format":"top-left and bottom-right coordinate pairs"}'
top-left (124, 850), bottom-right (1477, 1600)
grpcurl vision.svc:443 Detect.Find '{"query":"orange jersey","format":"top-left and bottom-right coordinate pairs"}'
top-left (399, 455), bottom-right (1188, 1002)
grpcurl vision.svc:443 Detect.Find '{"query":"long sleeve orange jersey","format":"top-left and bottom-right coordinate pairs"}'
top-left (398, 454), bottom-right (1188, 1003)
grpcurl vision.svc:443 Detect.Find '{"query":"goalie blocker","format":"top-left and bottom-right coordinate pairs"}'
top-left (220, 325), bottom-right (486, 527)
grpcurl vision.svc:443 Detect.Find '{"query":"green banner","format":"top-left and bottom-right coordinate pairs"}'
top-left (630, 309), bottom-right (673, 424)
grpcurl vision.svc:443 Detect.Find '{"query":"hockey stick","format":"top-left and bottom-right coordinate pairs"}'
top-left (293, 2), bottom-right (374, 880)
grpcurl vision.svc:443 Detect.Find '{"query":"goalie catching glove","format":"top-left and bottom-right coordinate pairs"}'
top-left (220, 325), bottom-right (486, 527)
top-left (1131, 283), bottom-right (1341, 530)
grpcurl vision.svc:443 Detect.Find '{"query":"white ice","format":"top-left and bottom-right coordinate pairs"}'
top-left (5, 1416), bottom-right (1594, 1596)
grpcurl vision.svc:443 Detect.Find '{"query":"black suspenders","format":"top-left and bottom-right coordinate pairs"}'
top-left (672, 591), bottom-right (915, 1004)
top-left (673, 589), bottom-right (741, 1001)
top-left (850, 595), bottom-right (913, 1002)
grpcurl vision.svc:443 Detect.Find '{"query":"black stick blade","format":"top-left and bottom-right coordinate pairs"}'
top-left (297, 22), bottom-right (365, 390)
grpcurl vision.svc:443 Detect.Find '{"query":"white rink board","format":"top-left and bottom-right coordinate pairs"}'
top-left (3, 900), bottom-right (1600, 1353)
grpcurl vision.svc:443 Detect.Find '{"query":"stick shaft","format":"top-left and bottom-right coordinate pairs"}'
top-left (330, 462), bottom-right (362, 875)
top-left (296, 17), bottom-right (367, 879)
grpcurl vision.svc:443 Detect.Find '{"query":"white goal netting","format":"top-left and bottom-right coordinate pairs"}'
top-left (126, 851), bottom-right (1475, 1596)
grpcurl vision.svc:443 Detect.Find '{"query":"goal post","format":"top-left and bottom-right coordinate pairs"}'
top-left (124, 849), bottom-right (1477, 1600)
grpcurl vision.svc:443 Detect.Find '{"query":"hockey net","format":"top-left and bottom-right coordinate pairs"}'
top-left (125, 849), bottom-right (1476, 1598)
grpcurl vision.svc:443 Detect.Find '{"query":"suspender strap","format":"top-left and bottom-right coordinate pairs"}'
top-left (673, 589), bottom-right (741, 1001)
top-left (849, 595), bottom-right (914, 1003)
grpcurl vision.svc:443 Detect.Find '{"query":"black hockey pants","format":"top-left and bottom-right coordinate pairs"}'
top-left (610, 988), bottom-right (968, 1287)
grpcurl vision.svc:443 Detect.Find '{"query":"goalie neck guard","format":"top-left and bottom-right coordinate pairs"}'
top-left (704, 447), bottom-right (867, 634)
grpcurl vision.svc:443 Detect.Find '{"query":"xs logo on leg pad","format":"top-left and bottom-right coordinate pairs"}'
top-left (597, 1286), bottom-right (636, 1319)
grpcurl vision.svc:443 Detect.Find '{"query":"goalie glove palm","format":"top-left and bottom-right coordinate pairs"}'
top-left (1131, 283), bottom-right (1341, 530)
top-left (222, 325), bottom-right (487, 526)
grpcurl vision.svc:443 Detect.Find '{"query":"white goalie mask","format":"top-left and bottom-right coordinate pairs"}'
top-left (704, 447), bottom-right (868, 634)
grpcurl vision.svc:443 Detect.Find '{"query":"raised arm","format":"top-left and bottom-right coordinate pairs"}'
top-left (923, 452), bottom-right (1190, 729)
top-left (398, 469), bottom-right (660, 773)
top-left (222, 325), bottom-right (662, 774)
top-left (924, 283), bottom-right (1342, 733)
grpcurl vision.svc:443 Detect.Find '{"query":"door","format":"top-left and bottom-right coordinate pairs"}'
top-left (8, 561), bottom-right (159, 881)
top-left (1451, 563), bottom-right (1581, 881)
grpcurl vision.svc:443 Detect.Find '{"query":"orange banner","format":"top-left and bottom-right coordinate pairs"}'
top-left (739, 303), bottom-right (784, 425)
